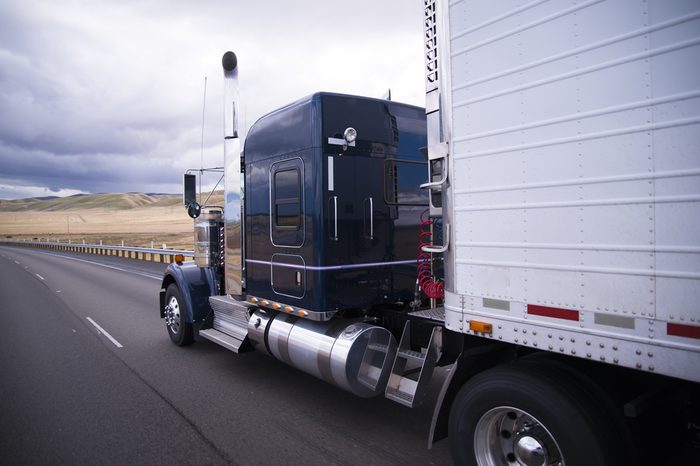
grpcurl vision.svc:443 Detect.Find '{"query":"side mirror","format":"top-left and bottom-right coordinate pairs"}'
top-left (187, 202), bottom-right (201, 219)
top-left (183, 173), bottom-right (197, 207)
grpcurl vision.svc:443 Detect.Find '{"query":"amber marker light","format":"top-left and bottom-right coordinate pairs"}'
top-left (298, 310), bottom-right (308, 317)
top-left (272, 303), bottom-right (281, 309)
top-left (469, 321), bottom-right (493, 334)
top-left (261, 300), bottom-right (269, 306)
top-left (248, 297), bottom-right (259, 303)
top-left (285, 306), bottom-right (294, 313)
top-left (174, 254), bottom-right (184, 264)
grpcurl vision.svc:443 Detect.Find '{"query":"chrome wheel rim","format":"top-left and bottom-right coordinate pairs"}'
top-left (474, 406), bottom-right (563, 466)
top-left (165, 296), bottom-right (181, 334)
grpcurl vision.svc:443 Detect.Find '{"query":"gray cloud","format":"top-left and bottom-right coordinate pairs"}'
top-left (0, 0), bottom-right (425, 199)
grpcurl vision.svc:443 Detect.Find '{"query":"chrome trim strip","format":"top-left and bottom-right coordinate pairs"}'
top-left (246, 258), bottom-right (417, 271)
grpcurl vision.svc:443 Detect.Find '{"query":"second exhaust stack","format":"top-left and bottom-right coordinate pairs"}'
top-left (222, 51), bottom-right (243, 296)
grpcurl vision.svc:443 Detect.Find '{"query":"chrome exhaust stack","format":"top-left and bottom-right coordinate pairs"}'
top-left (222, 51), bottom-right (244, 296)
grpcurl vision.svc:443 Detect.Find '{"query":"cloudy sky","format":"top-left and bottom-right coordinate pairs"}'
top-left (0, 0), bottom-right (425, 199)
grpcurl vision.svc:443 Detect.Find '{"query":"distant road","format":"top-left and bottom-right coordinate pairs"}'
top-left (0, 246), bottom-right (451, 465)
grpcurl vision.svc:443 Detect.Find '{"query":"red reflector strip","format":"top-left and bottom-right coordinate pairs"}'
top-left (527, 304), bottom-right (579, 321)
top-left (668, 323), bottom-right (700, 340)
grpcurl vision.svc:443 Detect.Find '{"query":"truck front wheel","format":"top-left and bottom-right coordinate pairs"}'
top-left (164, 284), bottom-right (193, 346)
top-left (448, 360), bottom-right (630, 466)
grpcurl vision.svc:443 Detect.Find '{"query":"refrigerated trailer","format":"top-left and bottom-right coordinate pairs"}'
top-left (160, 1), bottom-right (700, 464)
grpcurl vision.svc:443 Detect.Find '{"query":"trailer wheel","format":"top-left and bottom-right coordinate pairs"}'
top-left (164, 284), bottom-right (193, 346)
top-left (448, 360), bottom-right (629, 466)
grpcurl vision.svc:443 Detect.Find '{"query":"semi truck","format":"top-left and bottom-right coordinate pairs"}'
top-left (159, 1), bottom-right (700, 464)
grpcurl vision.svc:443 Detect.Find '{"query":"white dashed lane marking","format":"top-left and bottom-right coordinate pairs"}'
top-left (86, 317), bottom-right (123, 348)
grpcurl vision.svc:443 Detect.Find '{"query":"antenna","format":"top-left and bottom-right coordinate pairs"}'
top-left (199, 76), bottom-right (207, 202)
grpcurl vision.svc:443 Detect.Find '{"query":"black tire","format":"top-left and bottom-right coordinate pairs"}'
top-left (163, 283), bottom-right (193, 346)
top-left (448, 359), bottom-right (632, 466)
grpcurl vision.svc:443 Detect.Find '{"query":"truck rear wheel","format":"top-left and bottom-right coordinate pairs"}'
top-left (164, 283), bottom-right (193, 346)
top-left (448, 359), bottom-right (631, 466)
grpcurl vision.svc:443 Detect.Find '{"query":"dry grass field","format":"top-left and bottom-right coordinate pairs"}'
top-left (0, 192), bottom-right (224, 250)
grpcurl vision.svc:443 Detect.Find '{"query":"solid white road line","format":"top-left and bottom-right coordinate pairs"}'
top-left (36, 274), bottom-right (45, 281)
top-left (86, 317), bottom-right (124, 348)
top-left (14, 260), bottom-right (20, 265)
top-left (23, 250), bottom-right (161, 280)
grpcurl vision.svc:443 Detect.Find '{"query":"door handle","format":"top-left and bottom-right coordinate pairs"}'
top-left (421, 223), bottom-right (449, 253)
top-left (420, 142), bottom-right (449, 191)
top-left (420, 158), bottom-right (448, 190)
top-left (329, 196), bottom-right (338, 240)
top-left (364, 197), bottom-right (374, 240)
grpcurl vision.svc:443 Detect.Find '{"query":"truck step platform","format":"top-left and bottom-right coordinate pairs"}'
top-left (199, 328), bottom-right (247, 353)
top-left (384, 321), bottom-right (442, 408)
top-left (205, 295), bottom-right (253, 353)
top-left (408, 307), bottom-right (445, 322)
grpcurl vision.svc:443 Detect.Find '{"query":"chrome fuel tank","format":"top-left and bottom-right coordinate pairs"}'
top-left (251, 311), bottom-right (397, 397)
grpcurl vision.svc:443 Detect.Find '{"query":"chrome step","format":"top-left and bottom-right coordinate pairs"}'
top-left (199, 328), bottom-right (247, 354)
top-left (367, 343), bottom-right (389, 352)
top-left (385, 321), bottom-right (442, 408)
top-left (398, 349), bottom-right (426, 363)
top-left (385, 385), bottom-right (417, 405)
top-left (206, 295), bottom-right (253, 353)
top-left (356, 331), bottom-right (397, 392)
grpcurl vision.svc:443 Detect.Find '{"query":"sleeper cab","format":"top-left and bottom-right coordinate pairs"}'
top-left (244, 92), bottom-right (428, 319)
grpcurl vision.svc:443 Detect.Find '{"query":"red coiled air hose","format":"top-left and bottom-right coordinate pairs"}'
top-left (417, 209), bottom-right (444, 299)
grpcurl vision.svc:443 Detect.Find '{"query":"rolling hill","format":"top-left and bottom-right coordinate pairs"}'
top-left (0, 191), bottom-right (224, 249)
top-left (0, 192), bottom-right (224, 212)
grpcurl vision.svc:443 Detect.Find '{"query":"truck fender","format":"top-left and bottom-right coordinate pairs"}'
top-left (159, 262), bottom-right (218, 324)
top-left (428, 343), bottom-right (515, 449)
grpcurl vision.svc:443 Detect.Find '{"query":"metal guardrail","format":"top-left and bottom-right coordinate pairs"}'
top-left (1, 240), bottom-right (194, 264)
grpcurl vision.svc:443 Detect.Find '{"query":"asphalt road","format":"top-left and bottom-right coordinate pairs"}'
top-left (0, 246), bottom-right (452, 465)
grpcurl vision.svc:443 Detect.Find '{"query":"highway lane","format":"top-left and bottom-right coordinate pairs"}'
top-left (0, 247), bottom-right (227, 465)
top-left (0, 246), bottom-right (452, 465)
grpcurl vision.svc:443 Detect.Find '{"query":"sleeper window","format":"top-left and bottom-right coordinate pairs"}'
top-left (273, 168), bottom-right (301, 229)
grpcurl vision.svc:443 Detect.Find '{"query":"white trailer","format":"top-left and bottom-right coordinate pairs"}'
top-left (426, 0), bottom-right (700, 385)
top-left (421, 0), bottom-right (700, 463)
